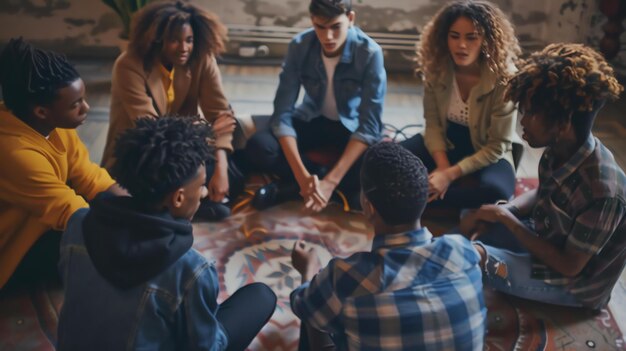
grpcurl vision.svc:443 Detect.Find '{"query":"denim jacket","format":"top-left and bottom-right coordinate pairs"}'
top-left (271, 27), bottom-right (387, 145)
top-left (57, 207), bottom-right (228, 351)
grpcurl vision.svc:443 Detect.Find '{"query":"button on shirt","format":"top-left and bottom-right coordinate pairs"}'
top-left (531, 135), bottom-right (626, 309)
top-left (290, 229), bottom-right (486, 351)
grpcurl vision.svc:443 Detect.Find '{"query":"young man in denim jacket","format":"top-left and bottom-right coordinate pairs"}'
top-left (57, 116), bottom-right (276, 351)
top-left (245, 0), bottom-right (387, 212)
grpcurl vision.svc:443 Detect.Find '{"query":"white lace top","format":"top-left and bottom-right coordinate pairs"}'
top-left (447, 76), bottom-right (470, 126)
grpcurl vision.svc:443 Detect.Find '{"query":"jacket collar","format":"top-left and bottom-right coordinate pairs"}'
top-left (372, 227), bottom-right (433, 251)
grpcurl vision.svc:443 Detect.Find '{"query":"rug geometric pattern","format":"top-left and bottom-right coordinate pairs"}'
top-left (0, 178), bottom-right (624, 350)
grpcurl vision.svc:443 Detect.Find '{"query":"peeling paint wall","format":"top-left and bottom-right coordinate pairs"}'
top-left (0, 0), bottom-right (623, 72)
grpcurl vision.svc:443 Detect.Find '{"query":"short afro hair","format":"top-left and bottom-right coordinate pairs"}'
top-left (110, 115), bottom-right (213, 203)
top-left (506, 43), bottom-right (623, 140)
top-left (360, 142), bottom-right (428, 225)
top-left (0, 37), bottom-right (80, 118)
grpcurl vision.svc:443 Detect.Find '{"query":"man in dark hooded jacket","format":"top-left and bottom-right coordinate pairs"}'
top-left (57, 115), bottom-right (276, 351)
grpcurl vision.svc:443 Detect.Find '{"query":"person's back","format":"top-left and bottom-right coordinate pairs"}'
top-left (58, 116), bottom-right (276, 351)
top-left (290, 142), bottom-right (485, 350)
top-left (58, 206), bottom-right (226, 350)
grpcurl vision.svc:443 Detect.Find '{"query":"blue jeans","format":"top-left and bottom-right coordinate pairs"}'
top-left (475, 223), bottom-right (581, 307)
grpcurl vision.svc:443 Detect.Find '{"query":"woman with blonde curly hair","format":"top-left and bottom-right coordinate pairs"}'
top-left (401, 0), bottom-right (521, 209)
top-left (101, 0), bottom-right (243, 221)
top-left (462, 43), bottom-right (625, 310)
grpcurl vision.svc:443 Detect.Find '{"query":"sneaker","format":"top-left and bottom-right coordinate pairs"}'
top-left (195, 200), bottom-right (230, 221)
top-left (252, 181), bottom-right (300, 210)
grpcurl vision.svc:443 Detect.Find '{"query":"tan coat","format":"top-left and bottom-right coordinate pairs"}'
top-left (422, 62), bottom-right (520, 175)
top-left (101, 52), bottom-right (232, 169)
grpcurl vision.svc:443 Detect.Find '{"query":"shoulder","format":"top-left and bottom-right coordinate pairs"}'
top-left (291, 28), bottom-right (317, 46)
top-left (352, 27), bottom-right (382, 55)
top-left (113, 51), bottom-right (148, 77)
top-left (580, 139), bottom-right (626, 200)
top-left (150, 249), bottom-right (217, 296)
top-left (430, 234), bottom-right (481, 268)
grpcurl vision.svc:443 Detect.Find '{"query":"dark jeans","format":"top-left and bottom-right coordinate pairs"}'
top-left (401, 122), bottom-right (516, 209)
top-left (3, 229), bottom-right (62, 290)
top-left (244, 117), bottom-right (363, 195)
top-left (298, 320), bottom-right (336, 351)
top-left (217, 282), bottom-right (277, 351)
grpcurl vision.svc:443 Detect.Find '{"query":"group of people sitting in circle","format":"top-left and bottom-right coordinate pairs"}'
top-left (0, 0), bottom-right (624, 349)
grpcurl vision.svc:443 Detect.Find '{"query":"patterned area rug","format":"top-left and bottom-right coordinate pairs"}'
top-left (1, 178), bottom-right (624, 350)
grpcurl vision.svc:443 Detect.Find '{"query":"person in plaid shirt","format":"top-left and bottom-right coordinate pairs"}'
top-left (290, 142), bottom-right (486, 350)
top-left (461, 43), bottom-right (626, 311)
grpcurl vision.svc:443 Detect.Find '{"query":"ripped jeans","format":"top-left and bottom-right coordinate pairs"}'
top-left (475, 223), bottom-right (582, 307)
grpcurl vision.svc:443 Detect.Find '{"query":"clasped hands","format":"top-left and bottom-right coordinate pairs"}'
top-left (297, 175), bottom-right (337, 212)
top-left (460, 204), bottom-right (516, 240)
top-left (427, 167), bottom-right (454, 202)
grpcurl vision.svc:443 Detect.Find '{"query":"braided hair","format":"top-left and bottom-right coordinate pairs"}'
top-left (506, 43), bottom-right (623, 140)
top-left (0, 37), bottom-right (80, 118)
top-left (110, 115), bottom-right (214, 203)
top-left (361, 142), bottom-right (429, 225)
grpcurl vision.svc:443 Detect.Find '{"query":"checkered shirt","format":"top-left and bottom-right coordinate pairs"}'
top-left (531, 135), bottom-right (626, 309)
top-left (290, 228), bottom-right (486, 351)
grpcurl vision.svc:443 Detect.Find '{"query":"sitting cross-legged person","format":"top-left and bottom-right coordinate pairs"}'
top-left (461, 43), bottom-right (626, 311)
top-left (244, 0), bottom-right (386, 212)
top-left (290, 142), bottom-right (486, 350)
top-left (57, 116), bottom-right (276, 351)
top-left (0, 38), bottom-right (126, 290)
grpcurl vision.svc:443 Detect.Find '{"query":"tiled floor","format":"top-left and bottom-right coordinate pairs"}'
top-left (73, 59), bottom-right (626, 341)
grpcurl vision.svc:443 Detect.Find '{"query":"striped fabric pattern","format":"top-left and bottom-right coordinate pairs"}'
top-left (530, 135), bottom-right (626, 309)
top-left (290, 228), bottom-right (486, 350)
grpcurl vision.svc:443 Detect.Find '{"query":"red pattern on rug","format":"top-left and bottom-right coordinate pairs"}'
top-left (1, 178), bottom-right (624, 350)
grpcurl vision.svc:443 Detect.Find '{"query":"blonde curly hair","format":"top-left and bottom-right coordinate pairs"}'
top-left (416, 0), bottom-right (520, 83)
top-left (506, 43), bottom-right (623, 139)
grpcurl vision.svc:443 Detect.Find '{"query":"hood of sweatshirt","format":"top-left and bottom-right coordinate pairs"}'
top-left (83, 193), bottom-right (193, 289)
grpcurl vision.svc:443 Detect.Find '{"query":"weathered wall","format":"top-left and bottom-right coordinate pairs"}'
top-left (0, 0), bottom-right (623, 72)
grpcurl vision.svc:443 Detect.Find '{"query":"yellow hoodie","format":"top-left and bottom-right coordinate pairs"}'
top-left (0, 103), bottom-right (115, 287)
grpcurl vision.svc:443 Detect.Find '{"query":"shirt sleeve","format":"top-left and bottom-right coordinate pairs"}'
top-left (456, 83), bottom-right (516, 175)
top-left (422, 82), bottom-right (447, 154)
top-left (290, 259), bottom-right (344, 334)
top-left (351, 47), bottom-right (386, 145)
top-left (66, 130), bottom-right (116, 201)
top-left (271, 39), bottom-right (302, 139)
top-left (567, 198), bottom-right (626, 255)
top-left (0, 147), bottom-right (88, 231)
top-left (198, 55), bottom-right (233, 152)
top-left (184, 262), bottom-right (229, 351)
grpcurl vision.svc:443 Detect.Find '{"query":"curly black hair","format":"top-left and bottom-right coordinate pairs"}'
top-left (309, 0), bottom-right (352, 18)
top-left (110, 115), bottom-right (214, 203)
top-left (360, 142), bottom-right (429, 225)
top-left (506, 43), bottom-right (623, 140)
top-left (0, 37), bottom-right (80, 119)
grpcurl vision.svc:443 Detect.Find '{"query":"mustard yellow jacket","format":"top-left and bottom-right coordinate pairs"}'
top-left (101, 52), bottom-right (232, 169)
top-left (422, 61), bottom-right (520, 175)
top-left (0, 104), bottom-right (115, 287)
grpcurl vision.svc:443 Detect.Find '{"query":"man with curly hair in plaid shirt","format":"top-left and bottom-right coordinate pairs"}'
top-left (290, 142), bottom-right (486, 350)
top-left (461, 43), bottom-right (626, 311)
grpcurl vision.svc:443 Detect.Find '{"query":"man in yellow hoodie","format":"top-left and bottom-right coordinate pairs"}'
top-left (0, 38), bottom-right (126, 289)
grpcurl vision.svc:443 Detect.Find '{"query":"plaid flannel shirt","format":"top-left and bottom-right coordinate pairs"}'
top-left (290, 228), bottom-right (486, 351)
top-left (530, 135), bottom-right (626, 309)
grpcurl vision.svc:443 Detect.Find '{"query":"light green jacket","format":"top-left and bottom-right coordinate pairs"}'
top-left (422, 61), bottom-right (520, 175)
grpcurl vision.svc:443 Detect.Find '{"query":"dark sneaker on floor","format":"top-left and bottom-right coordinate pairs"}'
top-left (252, 181), bottom-right (300, 210)
top-left (195, 200), bottom-right (231, 221)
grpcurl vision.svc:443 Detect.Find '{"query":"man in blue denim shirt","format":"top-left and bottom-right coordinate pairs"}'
top-left (245, 0), bottom-right (387, 212)
top-left (57, 116), bottom-right (276, 351)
